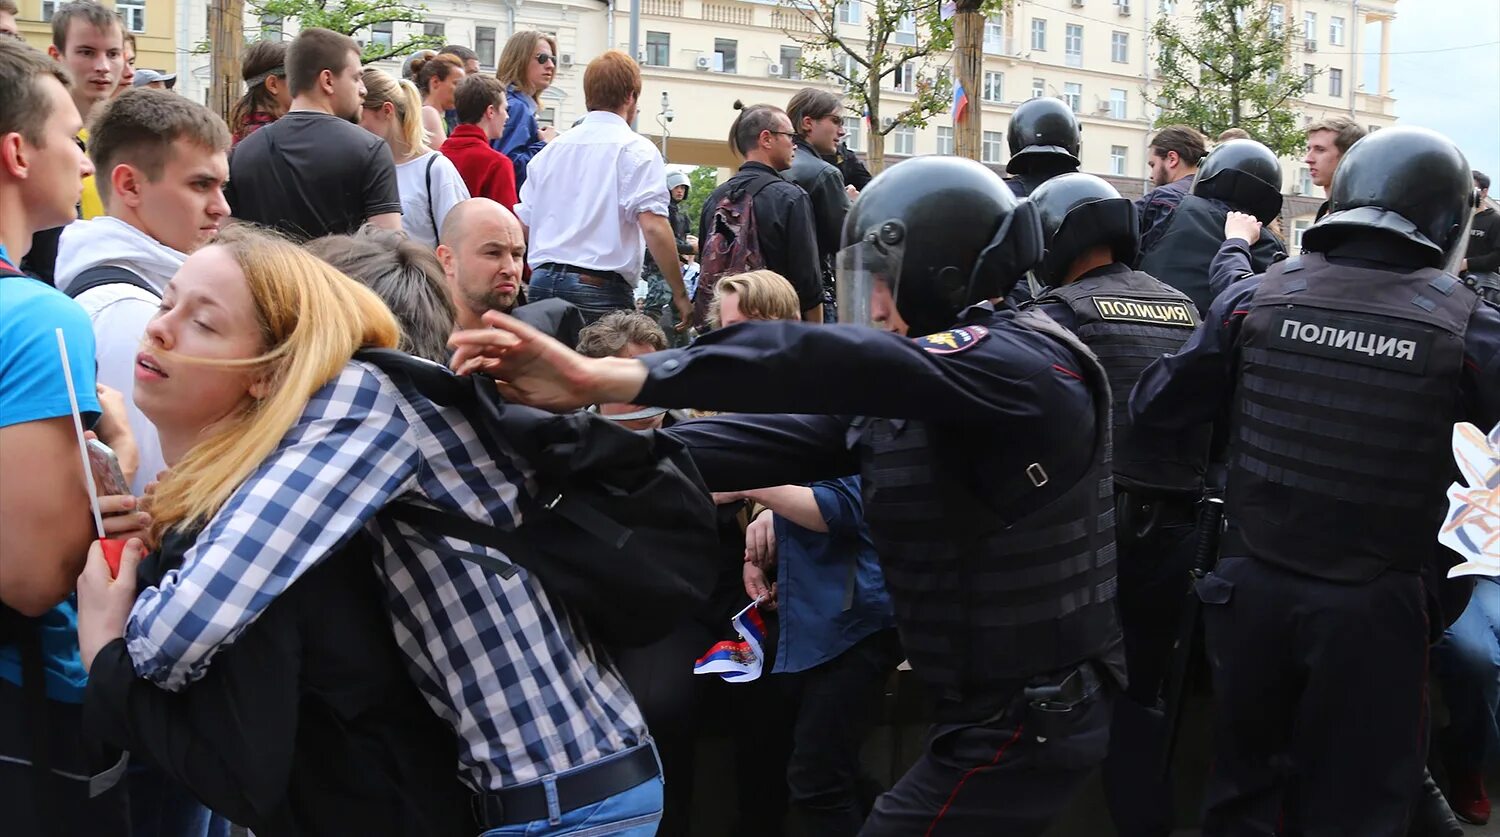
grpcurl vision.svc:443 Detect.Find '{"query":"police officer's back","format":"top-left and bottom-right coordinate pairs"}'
top-left (449, 156), bottom-right (1125, 836)
top-left (1130, 126), bottom-right (1500, 836)
top-left (1138, 139), bottom-right (1287, 314)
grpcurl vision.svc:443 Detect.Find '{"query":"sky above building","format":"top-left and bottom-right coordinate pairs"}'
top-left (1385, 0), bottom-right (1499, 179)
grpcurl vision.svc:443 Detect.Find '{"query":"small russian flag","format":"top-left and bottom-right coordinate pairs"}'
top-left (692, 599), bottom-right (768, 682)
top-left (952, 80), bottom-right (969, 123)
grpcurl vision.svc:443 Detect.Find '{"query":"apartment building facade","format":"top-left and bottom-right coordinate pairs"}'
top-left (11, 0), bottom-right (180, 83)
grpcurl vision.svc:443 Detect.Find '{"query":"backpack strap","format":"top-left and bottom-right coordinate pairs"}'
top-left (381, 502), bottom-right (524, 580)
top-left (425, 153), bottom-right (440, 245)
top-left (65, 265), bottom-right (160, 300)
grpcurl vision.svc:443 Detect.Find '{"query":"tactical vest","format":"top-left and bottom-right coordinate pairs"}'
top-left (1138, 194), bottom-right (1283, 315)
top-left (1033, 270), bottom-right (1208, 495)
top-left (1229, 253), bottom-right (1477, 582)
top-left (856, 311), bottom-right (1121, 708)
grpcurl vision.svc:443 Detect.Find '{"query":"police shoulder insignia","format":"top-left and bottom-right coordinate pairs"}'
top-left (917, 325), bottom-right (990, 354)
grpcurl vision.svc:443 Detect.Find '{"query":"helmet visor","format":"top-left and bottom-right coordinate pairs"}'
top-left (836, 237), bottom-right (906, 331)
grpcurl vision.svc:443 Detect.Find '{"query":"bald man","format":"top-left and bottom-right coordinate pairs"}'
top-left (437, 197), bottom-right (527, 329)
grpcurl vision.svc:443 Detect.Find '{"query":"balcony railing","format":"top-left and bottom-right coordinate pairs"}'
top-left (642, 0), bottom-right (683, 16)
top-left (702, 2), bottom-right (755, 26)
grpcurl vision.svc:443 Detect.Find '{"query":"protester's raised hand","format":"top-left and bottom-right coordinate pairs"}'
top-left (449, 311), bottom-right (649, 412)
top-left (76, 537), bottom-right (145, 671)
top-left (1224, 211), bottom-right (1262, 246)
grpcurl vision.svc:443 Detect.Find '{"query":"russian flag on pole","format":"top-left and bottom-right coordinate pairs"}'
top-left (952, 80), bottom-right (969, 123)
top-left (692, 599), bottom-right (768, 682)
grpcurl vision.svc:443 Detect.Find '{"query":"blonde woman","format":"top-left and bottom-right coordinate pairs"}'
top-left (409, 51), bottom-right (465, 146)
top-left (492, 30), bottom-right (559, 188)
top-left (74, 223), bottom-right (662, 837)
top-left (359, 67), bottom-right (471, 247)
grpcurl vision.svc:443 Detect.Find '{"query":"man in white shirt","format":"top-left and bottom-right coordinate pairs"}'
top-left (516, 50), bottom-right (691, 328)
top-left (55, 89), bottom-right (231, 494)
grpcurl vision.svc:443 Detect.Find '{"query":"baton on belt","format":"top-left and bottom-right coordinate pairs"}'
top-left (1159, 492), bottom-right (1225, 778)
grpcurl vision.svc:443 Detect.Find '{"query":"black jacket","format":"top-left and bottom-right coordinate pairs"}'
top-left (1468, 207), bottom-right (1500, 274)
top-left (698, 161), bottom-right (823, 313)
top-left (785, 137), bottom-right (850, 276)
top-left (83, 530), bottom-right (470, 837)
top-left (822, 142), bottom-right (871, 191)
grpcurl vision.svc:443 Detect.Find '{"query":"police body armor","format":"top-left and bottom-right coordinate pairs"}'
top-left (1138, 194), bottom-right (1283, 315)
top-left (856, 310), bottom-right (1121, 709)
top-left (1033, 270), bottom-right (1207, 494)
top-left (1229, 253), bottom-right (1478, 582)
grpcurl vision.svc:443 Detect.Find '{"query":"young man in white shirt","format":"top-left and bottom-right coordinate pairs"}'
top-left (515, 50), bottom-right (692, 328)
top-left (55, 89), bottom-right (231, 494)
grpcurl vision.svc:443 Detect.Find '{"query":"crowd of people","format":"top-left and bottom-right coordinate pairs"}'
top-left (2, 3), bottom-right (1499, 837)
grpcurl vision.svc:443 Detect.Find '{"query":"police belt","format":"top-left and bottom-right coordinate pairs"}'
top-left (470, 743), bottom-right (660, 829)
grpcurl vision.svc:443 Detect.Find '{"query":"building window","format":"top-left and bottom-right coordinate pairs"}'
top-left (1063, 82), bottom-right (1082, 113)
top-left (937, 126), bottom-right (954, 155)
top-left (42, 0), bottom-right (62, 21)
top-left (1031, 18), bottom-right (1047, 51)
top-left (1031, 77), bottom-right (1046, 99)
top-left (116, 0), bottom-right (145, 32)
top-left (893, 61), bottom-right (915, 93)
top-left (538, 107), bottom-right (556, 127)
top-left (1329, 67), bottom-right (1343, 97)
top-left (714, 38), bottom-right (737, 73)
top-left (1269, 3), bottom-right (1284, 35)
top-left (984, 21), bottom-right (1005, 54)
top-left (476, 27), bottom-right (496, 68)
top-left (260, 14), bottom-right (283, 40)
top-left (837, 0), bottom-right (859, 25)
top-left (371, 21), bottom-right (394, 50)
top-left (1111, 31), bottom-right (1128, 63)
top-left (894, 13), bottom-right (916, 46)
top-left (1330, 16), bottom-right (1345, 46)
top-left (1065, 24), bottom-right (1082, 67)
top-left (424, 22), bottom-right (445, 41)
top-left (779, 45), bottom-right (802, 79)
top-left (982, 71), bottom-right (1004, 103)
top-left (1293, 219), bottom-right (1311, 250)
top-left (1110, 145), bottom-right (1127, 176)
top-left (892, 126), bottom-right (915, 156)
top-left (1303, 63), bottom-right (1316, 83)
top-left (1298, 166), bottom-right (1314, 195)
top-left (845, 121), bottom-right (861, 153)
top-left (645, 31), bottom-right (669, 67)
top-left (1159, 0), bottom-right (1176, 14)
top-left (1303, 12), bottom-right (1316, 44)
top-left (982, 130), bottom-right (1004, 163)
top-left (1109, 87), bottom-right (1127, 118)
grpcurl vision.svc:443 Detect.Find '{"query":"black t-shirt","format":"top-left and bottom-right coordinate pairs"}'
top-left (1468, 207), bottom-right (1500, 274)
top-left (225, 111), bottom-right (402, 242)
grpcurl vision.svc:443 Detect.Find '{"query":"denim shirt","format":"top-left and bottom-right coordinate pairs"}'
top-left (772, 476), bottom-right (895, 674)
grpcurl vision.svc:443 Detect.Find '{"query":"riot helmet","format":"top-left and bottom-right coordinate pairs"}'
top-left (1191, 139), bottom-right (1283, 224)
top-left (1302, 126), bottom-right (1477, 274)
top-left (1029, 173), bottom-right (1140, 288)
top-left (1005, 97), bottom-right (1082, 176)
top-left (837, 157), bottom-right (1042, 337)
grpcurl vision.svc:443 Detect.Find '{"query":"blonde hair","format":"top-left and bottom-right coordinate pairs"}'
top-left (710, 270), bottom-right (802, 327)
top-left (495, 30), bottom-right (557, 105)
top-left (360, 67), bottom-right (425, 156)
top-left (146, 225), bottom-right (400, 545)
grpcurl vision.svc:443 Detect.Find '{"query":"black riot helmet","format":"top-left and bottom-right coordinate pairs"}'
top-left (838, 156), bottom-right (1043, 337)
top-left (1005, 97), bottom-right (1082, 176)
top-left (1302, 126), bottom-right (1477, 274)
top-left (1190, 139), bottom-right (1283, 224)
top-left (1029, 173), bottom-right (1140, 288)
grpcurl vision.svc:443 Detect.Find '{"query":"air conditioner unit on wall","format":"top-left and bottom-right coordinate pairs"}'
top-left (695, 55), bottom-right (713, 70)
top-left (766, 62), bottom-right (784, 77)
top-left (1117, 1), bottom-right (1132, 16)
top-left (1305, 39), bottom-right (1318, 51)
top-left (560, 53), bottom-right (575, 67)
top-left (1071, 0), bottom-right (1085, 7)
top-left (881, 116), bottom-right (896, 130)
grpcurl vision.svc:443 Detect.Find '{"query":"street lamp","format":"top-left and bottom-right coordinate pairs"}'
top-left (657, 91), bottom-right (674, 161)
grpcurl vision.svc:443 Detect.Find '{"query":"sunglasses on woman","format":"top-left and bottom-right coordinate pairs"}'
top-left (535, 53), bottom-right (557, 66)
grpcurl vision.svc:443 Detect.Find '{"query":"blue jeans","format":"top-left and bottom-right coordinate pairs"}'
top-left (527, 265), bottom-right (635, 326)
top-left (478, 748), bottom-right (664, 837)
top-left (1434, 576), bottom-right (1500, 771)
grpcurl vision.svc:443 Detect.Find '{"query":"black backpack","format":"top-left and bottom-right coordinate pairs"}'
top-left (64, 264), bottom-right (160, 300)
top-left (358, 349), bottom-right (720, 647)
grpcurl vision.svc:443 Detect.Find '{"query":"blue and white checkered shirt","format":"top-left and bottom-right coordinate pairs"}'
top-left (124, 360), bottom-right (647, 791)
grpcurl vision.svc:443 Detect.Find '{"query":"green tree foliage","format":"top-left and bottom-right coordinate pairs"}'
top-left (252, 0), bottom-right (440, 64)
top-left (1151, 0), bottom-right (1317, 156)
top-left (778, 0), bottom-right (1007, 173)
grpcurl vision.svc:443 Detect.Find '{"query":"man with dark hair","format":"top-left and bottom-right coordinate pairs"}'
top-left (518, 50), bottom-right (691, 327)
top-left (785, 87), bottom-right (850, 320)
top-left (0, 36), bottom-right (132, 837)
top-left (697, 103), bottom-right (822, 323)
top-left (1137, 125), bottom-right (1208, 252)
top-left (439, 44), bottom-right (481, 75)
top-left (226, 27), bottom-right (400, 240)
top-left (1463, 170), bottom-right (1499, 283)
top-left (440, 74), bottom-right (517, 209)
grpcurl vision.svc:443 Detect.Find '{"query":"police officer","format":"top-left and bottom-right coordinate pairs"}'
top-left (1022, 173), bottom-right (1209, 837)
top-left (1129, 126), bottom-right (1500, 836)
top-left (1138, 138), bottom-right (1287, 315)
top-left (450, 156), bottom-right (1126, 836)
top-left (1003, 96), bottom-right (1082, 198)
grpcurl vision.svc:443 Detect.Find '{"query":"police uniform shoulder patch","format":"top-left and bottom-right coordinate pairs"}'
top-left (1090, 296), bottom-right (1197, 327)
top-left (917, 325), bottom-right (989, 354)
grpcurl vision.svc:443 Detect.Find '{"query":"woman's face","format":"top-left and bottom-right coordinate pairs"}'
top-left (359, 100), bottom-right (396, 145)
top-left (526, 39), bottom-right (556, 92)
top-left (135, 246), bottom-right (267, 453)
